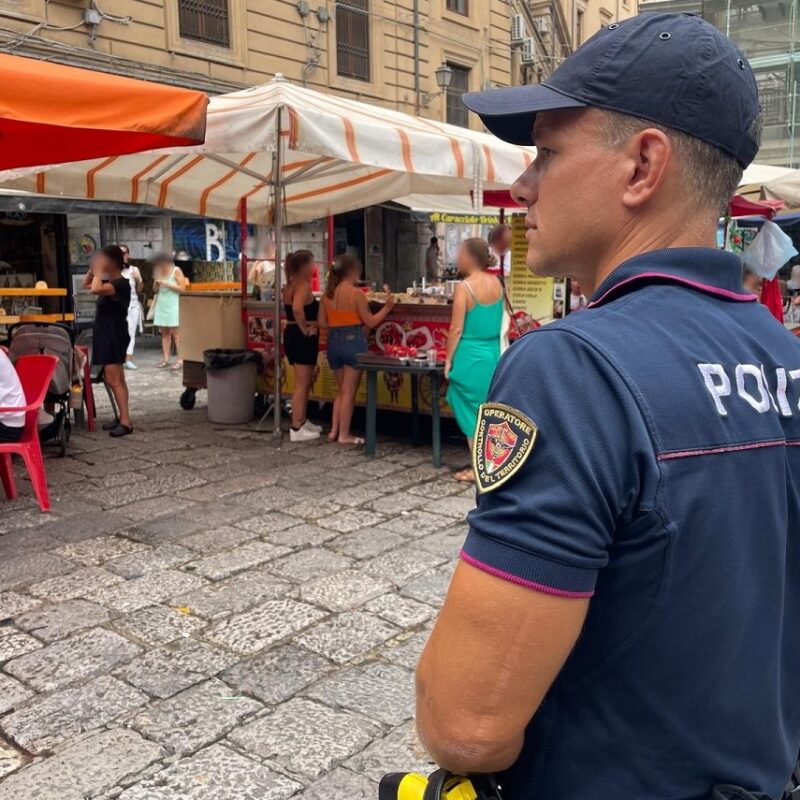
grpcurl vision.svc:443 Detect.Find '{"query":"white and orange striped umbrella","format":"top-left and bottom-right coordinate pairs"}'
top-left (0, 76), bottom-right (535, 225)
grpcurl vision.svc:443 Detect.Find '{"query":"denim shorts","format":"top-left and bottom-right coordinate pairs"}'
top-left (327, 325), bottom-right (367, 370)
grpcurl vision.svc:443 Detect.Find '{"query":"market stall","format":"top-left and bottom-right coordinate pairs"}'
top-left (0, 75), bottom-right (535, 433)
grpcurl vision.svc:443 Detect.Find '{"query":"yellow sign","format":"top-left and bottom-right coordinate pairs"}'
top-left (507, 213), bottom-right (555, 324)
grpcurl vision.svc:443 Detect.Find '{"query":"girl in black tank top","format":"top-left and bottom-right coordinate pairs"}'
top-left (282, 251), bottom-right (322, 441)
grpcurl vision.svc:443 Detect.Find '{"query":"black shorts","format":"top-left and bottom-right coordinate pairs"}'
top-left (284, 325), bottom-right (319, 366)
top-left (0, 420), bottom-right (23, 443)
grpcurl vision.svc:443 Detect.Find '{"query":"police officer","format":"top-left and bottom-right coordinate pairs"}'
top-left (415, 13), bottom-right (800, 800)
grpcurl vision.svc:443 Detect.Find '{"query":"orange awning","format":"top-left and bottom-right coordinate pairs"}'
top-left (0, 54), bottom-right (208, 170)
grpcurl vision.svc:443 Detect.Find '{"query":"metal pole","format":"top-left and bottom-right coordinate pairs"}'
top-left (273, 106), bottom-right (284, 439)
top-left (239, 197), bottom-right (248, 307)
top-left (413, 0), bottom-right (420, 115)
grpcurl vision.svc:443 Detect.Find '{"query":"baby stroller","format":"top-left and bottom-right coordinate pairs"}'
top-left (6, 323), bottom-right (76, 457)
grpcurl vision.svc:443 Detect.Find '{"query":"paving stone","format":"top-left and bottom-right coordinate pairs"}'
top-left (54, 535), bottom-right (150, 567)
top-left (229, 698), bottom-right (382, 780)
top-left (400, 567), bottom-right (453, 607)
top-left (175, 566), bottom-right (287, 613)
top-left (415, 526), bottom-right (468, 558)
top-left (116, 496), bottom-right (197, 524)
top-left (381, 630), bottom-right (430, 670)
top-left (364, 547), bottom-right (446, 586)
top-left (112, 605), bottom-right (207, 646)
top-left (15, 599), bottom-right (111, 642)
top-left (235, 486), bottom-right (306, 512)
top-left (305, 662), bottom-right (414, 726)
top-left (346, 721), bottom-right (434, 783)
top-left (204, 599), bottom-right (327, 656)
top-left (423, 495), bottom-right (476, 520)
top-left (115, 639), bottom-right (238, 699)
top-left (297, 767), bottom-right (377, 800)
top-left (106, 544), bottom-right (195, 579)
top-left (407, 480), bottom-right (466, 499)
top-left (117, 743), bottom-right (301, 800)
top-left (2, 675), bottom-right (148, 754)
top-left (0, 673), bottom-right (33, 715)
top-left (327, 528), bottom-right (407, 560)
top-left (300, 570), bottom-right (391, 612)
top-left (255, 522), bottom-right (339, 548)
top-left (29, 566), bottom-right (124, 602)
top-left (88, 569), bottom-right (207, 613)
top-left (0, 729), bottom-right (163, 800)
top-left (367, 492), bottom-right (429, 515)
top-left (0, 626), bottom-right (42, 662)
top-left (45, 512), bottom-right (137, 545)
top-left (333, 484), bottom-right (389, 508)
top-left (364, 593), bottom-right (437, 627)
top-left (0, 552), bottom-right (73, 592)
top-left (295, 611), bottom-right (399, 664)
top-left (316, 509), bottom-right (387, 534)
top-left (0, 591), bottom-right (41, 620)
top-left (267, 548), bottom-right (353, 583)
top-left (132, 678), bottom-right (261, 757)
top-left (221, 644), bottom-right (332, 706)
top-left (178, 526), bottom-right (259, 554)
top-left (186, 541), bottom-right (288, 581)
top-left (285, 498), bottom-right (342, 522)
top-left (382, 510), bottom-right (454, 537)
top-left (6, 627), bottom-right (141, 692)
top-left (349, 457), bottom-right (407, 478)
top-left (0, 740), bottom-right (24, 781)
top-left (236, 512), bottom-right (305, 535)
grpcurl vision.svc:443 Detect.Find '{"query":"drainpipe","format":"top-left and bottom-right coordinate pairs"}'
top-left (413, 0), bottom-right (420, 115)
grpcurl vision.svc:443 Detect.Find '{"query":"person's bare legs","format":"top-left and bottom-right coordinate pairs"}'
top-left (454, 436), bottom-right (474, 481)
top-left (328, 369), bottom-right (344, 441)
top-left (337, 366), bottom-right (362, 443)
top-left (292, 365), bottom-right (314, 428)
top-left (159, 329), bottom-right (172, 366)
top-left (104, 364), bottom-right (131, 427)
top-left (171, 329), bottom-right (182, 370)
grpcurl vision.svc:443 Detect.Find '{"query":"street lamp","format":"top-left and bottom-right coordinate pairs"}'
top-left (421, 62), bottom-right (453, 107)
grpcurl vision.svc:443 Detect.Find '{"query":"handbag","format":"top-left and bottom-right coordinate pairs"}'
top-left (146, 295), bottom-right (157, 322)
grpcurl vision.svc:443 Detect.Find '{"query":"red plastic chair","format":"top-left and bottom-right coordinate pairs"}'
top-left (0, 354), bottom-right (58, 512)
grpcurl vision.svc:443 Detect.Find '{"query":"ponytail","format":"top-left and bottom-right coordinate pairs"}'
top-left (284, 249), bottom-right (314, 283)
top-left (326, 253), bottom-right (361, 299)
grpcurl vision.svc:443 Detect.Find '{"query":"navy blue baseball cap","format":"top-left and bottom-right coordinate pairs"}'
top-left (463, 13), bottom-right (760, 167)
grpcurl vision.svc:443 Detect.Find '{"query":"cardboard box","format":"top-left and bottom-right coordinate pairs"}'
top-left (178, 293), bottom-right (245, 363)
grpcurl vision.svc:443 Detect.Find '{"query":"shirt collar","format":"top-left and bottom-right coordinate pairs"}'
top-left (587, 247), bottom-right (757, 309)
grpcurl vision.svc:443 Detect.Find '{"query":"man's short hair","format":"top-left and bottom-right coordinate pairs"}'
top-left (598, 109), bottom-right (763, 217)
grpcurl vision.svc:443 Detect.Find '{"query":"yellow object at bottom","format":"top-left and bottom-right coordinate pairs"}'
top-left (381, 772), bottom-right (480, 800)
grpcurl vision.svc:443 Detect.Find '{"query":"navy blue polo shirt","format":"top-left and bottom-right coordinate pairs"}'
top-left (464, 248), bottom-right (800, 800)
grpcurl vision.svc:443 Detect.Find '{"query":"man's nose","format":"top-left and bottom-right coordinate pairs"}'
top-left (510, 164), bottom-right (537, 208)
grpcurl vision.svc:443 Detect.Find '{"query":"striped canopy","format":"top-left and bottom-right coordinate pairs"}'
top-left (0, 76), bottom-right (535, 226)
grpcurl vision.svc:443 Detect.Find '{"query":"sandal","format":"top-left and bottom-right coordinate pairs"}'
top-left (453, 467), bottom-right (474, 483)
top-left (109, 424), bottom-right (133, 438)
top-left (171, 361), bottom-right (183, 372)
top-left (102, 418), bottom-right (120, 431)
top-left (156, 361), bottom-right (170, 369)
top-left (338, 436), bottom-right (365, 446)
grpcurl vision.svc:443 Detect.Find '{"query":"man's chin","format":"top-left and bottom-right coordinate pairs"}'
top-left (525, 252), bottom-right (558, 279)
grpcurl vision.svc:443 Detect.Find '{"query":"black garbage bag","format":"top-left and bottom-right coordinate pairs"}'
top-left (203, 349), bottom-right (263, 371)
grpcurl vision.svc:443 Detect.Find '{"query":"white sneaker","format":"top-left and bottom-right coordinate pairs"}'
top-left (303, 420), bottom-right (323, 434)
top-left (290, 425), bottom-right (321, 442)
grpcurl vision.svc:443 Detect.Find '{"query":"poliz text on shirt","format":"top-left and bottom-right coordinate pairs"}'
top-left (698, 362), bottom-right (800, 417)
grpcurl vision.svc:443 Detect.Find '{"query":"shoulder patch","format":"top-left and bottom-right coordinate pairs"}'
top-left (472, 403), bottom-right (538, 493)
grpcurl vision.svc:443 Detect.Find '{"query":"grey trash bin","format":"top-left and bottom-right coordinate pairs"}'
top-left (203, 349), bottom-right (262, 425)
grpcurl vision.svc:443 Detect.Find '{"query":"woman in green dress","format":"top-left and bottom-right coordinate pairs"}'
top-left (445, 238), bottom-right (504, 482)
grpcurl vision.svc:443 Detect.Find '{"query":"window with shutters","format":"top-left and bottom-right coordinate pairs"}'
top-left (178, 0), bottom-right (230, 47)
top-left (446, 0), bottom-right (469, 15)
top-left (446, 64), bottom-right (470, 127)
top-left (337, 0), bottom-right (371, 81)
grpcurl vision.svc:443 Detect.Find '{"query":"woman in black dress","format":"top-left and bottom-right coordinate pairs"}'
top-left (282, 250), bottom-right (321, 442)
top-left (84, 245), bottom-right (133, 437)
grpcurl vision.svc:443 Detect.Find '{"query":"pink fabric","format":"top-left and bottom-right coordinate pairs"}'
top-left (760, 277), bottom-right (784, 323)
top-left (658, 439), bottom-right (798, 461)
top-left (459, 550), bottom-right (594, 599)
top-left (588, 272), bottom-right (757, 309)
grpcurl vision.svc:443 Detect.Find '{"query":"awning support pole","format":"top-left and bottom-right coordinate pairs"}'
top-left (239, 197), bottom-right (248, 307)
top-left (272, 105), bottom-right (284, 440)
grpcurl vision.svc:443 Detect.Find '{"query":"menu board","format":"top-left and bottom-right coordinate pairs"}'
top-left (506, 213), bottom-right (557, 328)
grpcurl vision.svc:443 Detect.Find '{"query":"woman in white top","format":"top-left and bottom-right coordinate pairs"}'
top-left (0, 349), bottom-right (25, 443)
top-left (119, 245), bottom-right (143, 370)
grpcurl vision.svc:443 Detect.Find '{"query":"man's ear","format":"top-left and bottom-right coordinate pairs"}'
top-left (621, 129), bottom-right (672, 210)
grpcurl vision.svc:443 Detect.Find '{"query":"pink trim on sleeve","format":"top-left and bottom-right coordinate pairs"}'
top-left (459, 550), bottom-right (595, 599)
top-left (658, 439), bottom-right (798, 461)
top-left (588, 272), bottom-right (758, 308)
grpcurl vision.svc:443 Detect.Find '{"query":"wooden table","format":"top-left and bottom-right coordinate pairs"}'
top-left (0, 313), bottom-right (75, 325)
top-left (358, 356), bottom-right (445, 468)
top-left (0, 288), bottom-right (71, 324)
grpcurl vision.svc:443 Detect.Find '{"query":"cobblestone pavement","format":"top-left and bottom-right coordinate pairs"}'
top-left (0, 350), bottom-right (474, 799)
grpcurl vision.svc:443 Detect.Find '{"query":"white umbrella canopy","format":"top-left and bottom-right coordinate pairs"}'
top-left (0, 75), bottom-right (535, 226)
top-left (762, 168), bottom-right (800, 209)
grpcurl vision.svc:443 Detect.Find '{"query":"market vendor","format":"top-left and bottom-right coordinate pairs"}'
top-left (0, 348), bottom-right (25, 443)
top-left (416, 12), bottom-right (800, 800)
